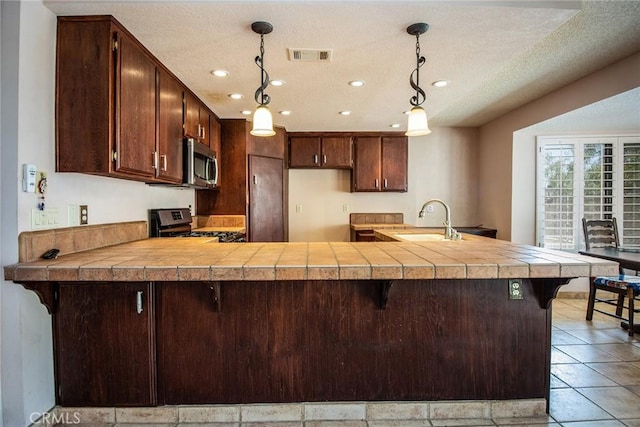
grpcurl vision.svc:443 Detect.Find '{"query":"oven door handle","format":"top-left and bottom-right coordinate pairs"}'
top-left (157, 224), bottom-right (192, 237)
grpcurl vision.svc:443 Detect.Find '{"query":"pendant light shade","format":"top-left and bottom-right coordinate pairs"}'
top-left (406, 106), bottom-right (431, 136)
top-left (251, 105), bottom-right (276, 137)
top-left (405, 23), bottom-right (431, 137)
top-left (250, 21), bottom-right (275, 137)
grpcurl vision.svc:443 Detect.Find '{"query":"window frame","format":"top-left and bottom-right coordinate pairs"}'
top-left (536, 134), bottom-right (640, 251)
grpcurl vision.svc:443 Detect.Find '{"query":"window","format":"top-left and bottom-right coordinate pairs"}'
top-left (536, 135), bottom-right (640, 251)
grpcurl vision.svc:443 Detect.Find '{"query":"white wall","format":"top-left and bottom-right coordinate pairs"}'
top-left (1, 2), bottom-right (195, 425)
top-left (478, 51), bottom-right (640, 242)
top-left (288, 127), bottom-right (479, 241)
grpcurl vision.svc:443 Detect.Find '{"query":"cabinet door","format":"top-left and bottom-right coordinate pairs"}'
top-left (199, 108), bottom-right (211, 147)
top-left (352, 137), bottom-right (382, 191)
top-left (157, 69), bottom-right (184, 183)
top-left (249, 155), bottom-right (284, 241)
top-left (289, 137), bottom-right (321, 168)
top-left (184, 92), bottom-right (200, 139)
top-left (321, 137), bottom-right (353, 168)
top-left (157, 281), bottom-right (229, 404)
top-left (115, 32), bottom-right (157, 178)
top-left (381, 136), bottom-right (408, 192)
top-left (54, 282), bottom-right (156, 406)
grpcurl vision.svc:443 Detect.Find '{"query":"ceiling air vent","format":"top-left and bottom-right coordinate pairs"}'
top-left (288, 48), bottom-right (333, 62)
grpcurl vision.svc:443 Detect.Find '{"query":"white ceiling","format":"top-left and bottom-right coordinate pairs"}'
top-left (43, 0), bottom-right (640, 132)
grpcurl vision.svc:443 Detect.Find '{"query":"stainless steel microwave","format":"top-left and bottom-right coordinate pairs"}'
top-left (184, 138), bottom-right (218, 189)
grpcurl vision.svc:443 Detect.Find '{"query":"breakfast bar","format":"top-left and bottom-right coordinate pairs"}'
top-left (4, 227), bottom-right (619, 411)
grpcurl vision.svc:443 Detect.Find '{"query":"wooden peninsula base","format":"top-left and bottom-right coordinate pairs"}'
top-left (32, 277), bottom-right (566, 407)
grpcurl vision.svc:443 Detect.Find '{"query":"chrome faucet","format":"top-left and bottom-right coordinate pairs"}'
top-left (418, 199), bottom-right (455, 240)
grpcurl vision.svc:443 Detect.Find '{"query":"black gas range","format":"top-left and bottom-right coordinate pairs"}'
top-left (148, 208), bottom-right (245, 242)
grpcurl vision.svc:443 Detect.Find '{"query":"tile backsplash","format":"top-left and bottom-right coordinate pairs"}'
top-left (18, 221), bottom-right (147, 262)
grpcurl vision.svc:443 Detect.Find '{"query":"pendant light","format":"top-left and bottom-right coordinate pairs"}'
top-left (250, 21), bottom-right (276, 137)
top-left (405, 23), bottom-right (431, 137)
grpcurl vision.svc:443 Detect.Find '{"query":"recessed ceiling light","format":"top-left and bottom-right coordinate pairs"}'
top-left (211, 70), bottom-right (229, 77)
top-left (270, 80), bottom-right (285, 87)
top-left (279, 110), bottom-right (292, 115)
top-left (432, 80), bottom-right (449, 87)
top-left (241, 110), bottom-right (252, 115)
top-left (339, 111), bottom-right (351, 116)
top-left (228, 93), bottom-right (243, 100)
top-left (390, 124), bottom-right (401, 128)
top-left (348, 80), bottom-right (365, 87)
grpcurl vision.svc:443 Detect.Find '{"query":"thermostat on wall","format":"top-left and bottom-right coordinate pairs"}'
top-left (23, 164), bottom-right (37, 193)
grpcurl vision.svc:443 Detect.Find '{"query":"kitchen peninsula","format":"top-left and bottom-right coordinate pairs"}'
top-left (4, 225), bottom-right (618, 415)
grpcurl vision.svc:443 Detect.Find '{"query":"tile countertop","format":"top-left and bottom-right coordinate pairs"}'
top-left (4, 234), bottom-right (618, 283)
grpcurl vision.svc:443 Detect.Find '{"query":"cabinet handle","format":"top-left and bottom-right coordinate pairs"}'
top-left (313, 154), bottom-right (318, 164)
top-left (152, 151), bottom-right (158, 170)
top-left (201, 125), bottom-right (205, 140)
top-left (197, 124), bottom-right (201, 138)
top-left (253, 175), bottom-right (258, 185)
top-left (323, 154), bottom-right (327, 164)
top-left (136, 291), bottom-right (143, 314)
top-left (383, 179), bottom-right (388, 189)
top-left (161, 154), bottom-right (167, 171)
top-left (375, 179), bottom-right (379, 189)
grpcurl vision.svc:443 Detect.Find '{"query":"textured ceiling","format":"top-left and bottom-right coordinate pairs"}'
top-left (44, 0), bottom-right (640, 132)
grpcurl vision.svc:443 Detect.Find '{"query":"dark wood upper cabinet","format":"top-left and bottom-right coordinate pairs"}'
top-left (184, 92), bottom-right (217, 149)
top-left (54, 282), bottom-right (156, 406)
top-left (381, 136), bottom-right (409, 192)
top-left (56, 16), bottom-right (217, 186)
top-left (157, 68), bottom-right (184, 183)
top-left (289, 135), bottom-right (352, 169)
top-left (114, 31), bottom-right (157, 178)
top-left (289, 137), bottom-right (322, 167)
top-left (352, 136), bottom-right (408, 192)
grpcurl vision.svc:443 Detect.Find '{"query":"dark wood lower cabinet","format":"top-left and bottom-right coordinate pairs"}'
top-left (49, 279), bottom-right (556, 406)
top-left (54, 282), bottom-right (156, 406)
top-left (156, 279), bottom-right (551, 404)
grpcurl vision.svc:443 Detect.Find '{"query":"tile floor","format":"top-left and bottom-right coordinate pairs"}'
top-left (43, 298), bottom-right (640, 427)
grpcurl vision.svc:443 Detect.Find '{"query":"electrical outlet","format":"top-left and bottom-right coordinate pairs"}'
top-left (295, 205), bottom-right (302, 213)
top-left (79, 205), bottom-right (88, 225)
top-left (426, 205), bottom-right (434, 213)
top-left (508, 279), bottom-right (524, 300)
top-left (343, 204), bottom-right (349, 213)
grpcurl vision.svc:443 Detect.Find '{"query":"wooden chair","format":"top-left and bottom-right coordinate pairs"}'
top-left (583, 218), bottom-right (639, 336)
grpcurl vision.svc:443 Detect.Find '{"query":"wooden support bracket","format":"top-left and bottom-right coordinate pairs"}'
top-left (18, 282), bottom-right (57, 314)
top-left (532, 278), bottom-right (573, 309)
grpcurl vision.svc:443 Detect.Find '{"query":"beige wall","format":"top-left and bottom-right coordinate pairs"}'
top-left (288, 127), bottom-right (479, 242)
top-left (477, 51), bottom-right (640, 241)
